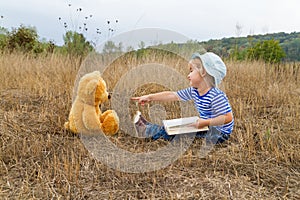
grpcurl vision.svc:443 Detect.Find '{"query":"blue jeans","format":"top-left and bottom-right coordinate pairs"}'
top-left (145, 124), bottom-right (230, 144)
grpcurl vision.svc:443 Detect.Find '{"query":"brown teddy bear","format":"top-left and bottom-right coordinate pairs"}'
top-left (64, 71), bottom-right (119, 136)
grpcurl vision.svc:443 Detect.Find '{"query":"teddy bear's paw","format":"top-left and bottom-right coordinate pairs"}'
top-left (64, 121), bottom-right (70, 130)
top-left (101, 123), bottom-right (119, 136)
top-left (100, 111), bottom-right (119, 136)
top-left (64, 121), bottom-right (79, 134)
top-left (100, 110), bottom-right (113, 122)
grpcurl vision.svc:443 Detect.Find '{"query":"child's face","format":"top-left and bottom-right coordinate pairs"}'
top-left (187, 59), bottom-right (203, 88)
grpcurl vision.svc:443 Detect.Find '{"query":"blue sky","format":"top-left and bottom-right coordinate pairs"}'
top-left (0, 0), bottom-right (299, 46)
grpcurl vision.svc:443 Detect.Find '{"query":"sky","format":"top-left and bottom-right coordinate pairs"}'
top-left (0, 0), bottom-right (300, 47)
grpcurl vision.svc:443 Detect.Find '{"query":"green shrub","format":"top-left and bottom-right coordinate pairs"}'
top-left (246, 39), bottom-right (286, 64)
top-left (6, 25), bottom-right (39, 53)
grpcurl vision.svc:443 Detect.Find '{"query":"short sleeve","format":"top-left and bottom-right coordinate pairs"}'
top-left (176, 87), bottom-right (193, 101)
top-left (211, 93), bottom-right (232, 116)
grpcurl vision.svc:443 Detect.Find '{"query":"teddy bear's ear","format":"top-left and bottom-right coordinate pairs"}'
top-left (85, 79), bottom-right (98, 95)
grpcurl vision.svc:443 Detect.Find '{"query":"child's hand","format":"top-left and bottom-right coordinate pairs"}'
top-left (131, 95), bottom-right (150, 106)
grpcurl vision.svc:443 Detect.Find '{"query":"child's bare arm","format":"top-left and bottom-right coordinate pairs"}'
top-left (195, 112), bottom-right (233, 128)
top-left (131, 91), bottom-right (180, 105)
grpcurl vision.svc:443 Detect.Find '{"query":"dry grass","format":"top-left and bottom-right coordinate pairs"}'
top-left (0, 51), bottom-right (299, 199)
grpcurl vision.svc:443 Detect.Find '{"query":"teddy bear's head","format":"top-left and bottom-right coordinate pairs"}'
top-left (94, 78), bottom-right (109, 104)
top-left (77, 71), bottom-right (109, 105)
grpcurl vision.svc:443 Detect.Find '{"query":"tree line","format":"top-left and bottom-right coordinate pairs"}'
top-left (199, 32), bottom-right (300, 62)
top-left (0, 25), bottom-right (299, 64)
top-left (0, 25), bottom-right (93, 58)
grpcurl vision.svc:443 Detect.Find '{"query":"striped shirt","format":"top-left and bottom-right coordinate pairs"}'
top-left (176, 87), bottom-right (234, 134)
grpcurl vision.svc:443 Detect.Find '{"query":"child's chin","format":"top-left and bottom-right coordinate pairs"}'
top-left (190, 83), bottom-right (198, 89)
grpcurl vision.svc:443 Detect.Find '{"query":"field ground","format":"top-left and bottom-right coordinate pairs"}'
top-left (0, 52), bottom-right (300, 199)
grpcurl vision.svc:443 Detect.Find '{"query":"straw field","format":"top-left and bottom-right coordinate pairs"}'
top-left (0, 51), bottom-right (299, 199)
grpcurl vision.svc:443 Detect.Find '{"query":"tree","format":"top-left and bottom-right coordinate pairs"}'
top-left (281, 38), bottom-right (300, 61)
top-left (102, 40), bottom-right (123, 54)
top-left (6, 25), bottom-right (40, 53)
top-left (138, 41), bottom-right (145, 49)
top-left (246, 39), bottom-right (285, 64)
top-left (0, 27), bottom-right (8, 51)
top-left (63, 31), bottom-right (94, 57)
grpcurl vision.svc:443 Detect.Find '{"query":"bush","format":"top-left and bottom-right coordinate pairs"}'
top-left (6, 25), bottom-right (40, 53)
top-left (246, 39), bottom-right (286, 64)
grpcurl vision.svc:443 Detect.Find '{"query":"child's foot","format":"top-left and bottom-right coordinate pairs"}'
top-left (133, 111), bottom-right (167, 139)
top-left (133, 111), bottom-right (150, 137)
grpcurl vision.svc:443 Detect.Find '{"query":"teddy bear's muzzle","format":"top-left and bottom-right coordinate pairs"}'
top-left (108, 92), bottom-right (112, 100)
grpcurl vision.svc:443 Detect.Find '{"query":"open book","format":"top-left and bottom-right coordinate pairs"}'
top-left (163, 116), bottom-right (209, 135)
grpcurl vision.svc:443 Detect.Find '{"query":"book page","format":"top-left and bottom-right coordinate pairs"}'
top-left (163, 116), bottom-right (209, 135)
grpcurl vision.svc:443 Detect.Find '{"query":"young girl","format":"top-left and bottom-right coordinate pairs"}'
top-left (131, 52), bottom-right (234, 144)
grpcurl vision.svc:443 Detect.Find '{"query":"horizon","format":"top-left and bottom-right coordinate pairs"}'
top-left (1, 0), bottom-right (300, 46)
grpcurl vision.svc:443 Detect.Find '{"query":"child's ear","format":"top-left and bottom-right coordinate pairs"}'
top-left (199, 66), bottom-right (206, 77)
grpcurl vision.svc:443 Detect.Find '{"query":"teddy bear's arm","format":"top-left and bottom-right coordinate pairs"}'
top-left (82, 104), bottom-right (102, 132)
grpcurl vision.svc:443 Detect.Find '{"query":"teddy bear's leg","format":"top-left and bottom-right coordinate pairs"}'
top-left (65, 111), bottom-right (79, 133)
top-left (100, 110), bottom-right (119, 136)
top-left (100, 110), bottom-right (113, 123)
top-left (64, 121), bottom-right (70, 130)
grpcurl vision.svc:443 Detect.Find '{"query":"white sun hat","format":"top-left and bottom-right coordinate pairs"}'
top-left (191, 52), bottom-right (227, 86)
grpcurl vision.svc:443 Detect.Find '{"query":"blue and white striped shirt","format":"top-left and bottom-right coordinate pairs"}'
top-left (177, 87), bottom-right (234, 134)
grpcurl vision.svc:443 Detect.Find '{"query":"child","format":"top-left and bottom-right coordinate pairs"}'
top-left (131, 52), bottom-right (234, 144)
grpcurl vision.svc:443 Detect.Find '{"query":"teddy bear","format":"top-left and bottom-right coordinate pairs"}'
top-left (64, 71), bottom-right (119, 136)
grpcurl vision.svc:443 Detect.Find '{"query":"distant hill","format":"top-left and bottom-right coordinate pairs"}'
top-left (199, 32), bottom-right (300, 62)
